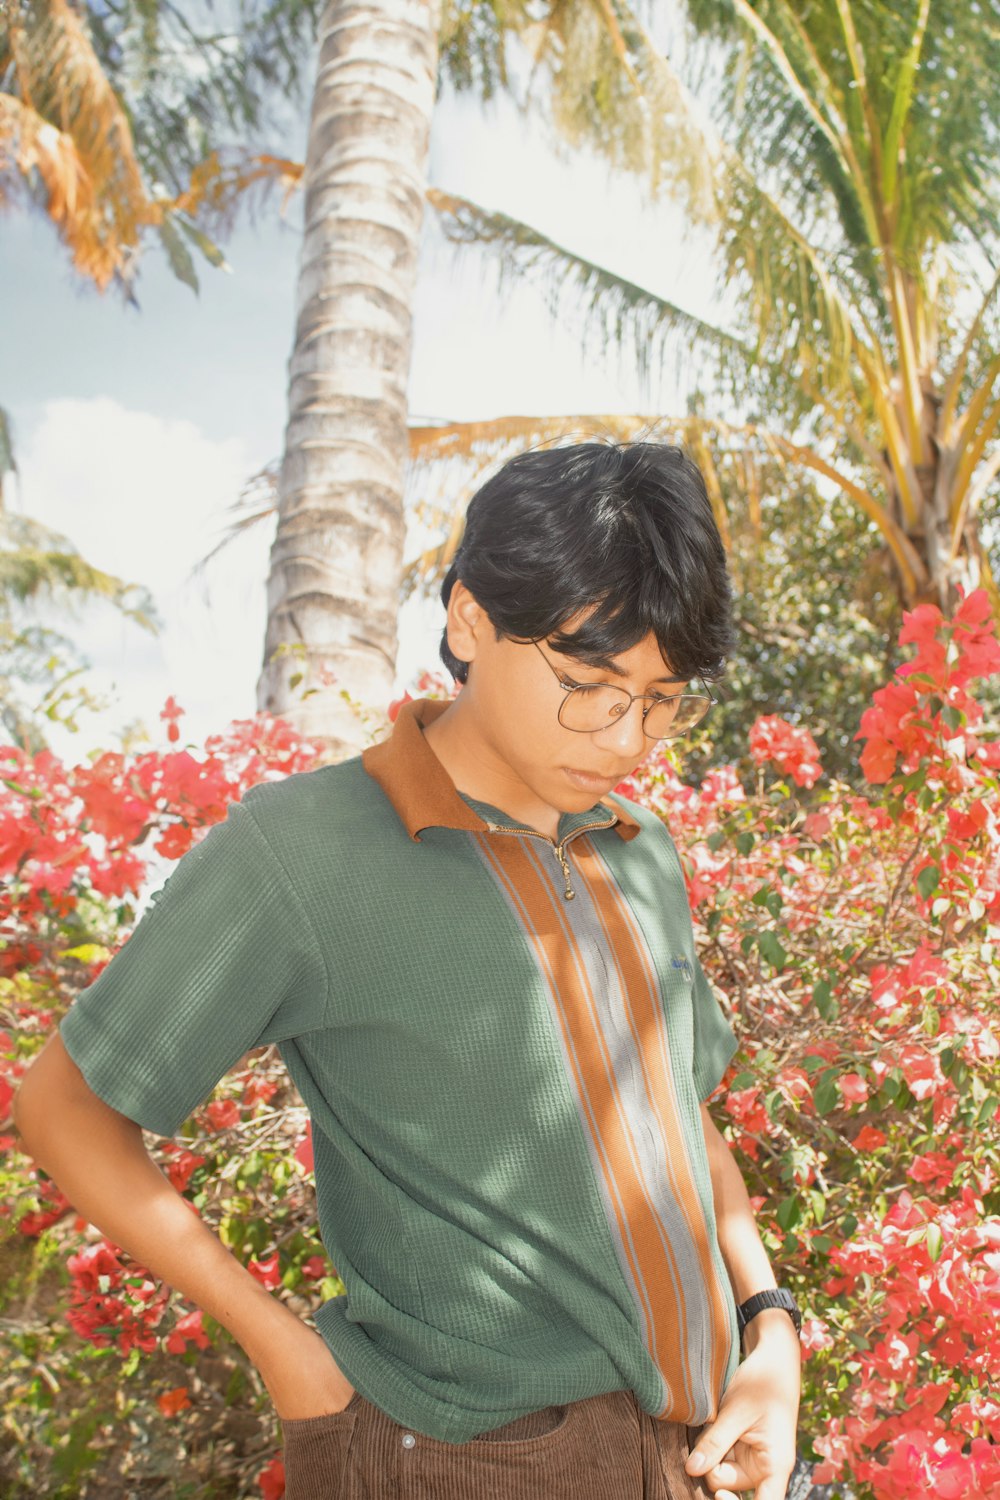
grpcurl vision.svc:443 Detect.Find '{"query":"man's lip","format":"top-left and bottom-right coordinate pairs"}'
top-left (565, 767), bottom-right (620, 780)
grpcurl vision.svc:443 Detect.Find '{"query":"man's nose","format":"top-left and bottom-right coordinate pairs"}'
top-left (593, 697), bottom-right (648, 758)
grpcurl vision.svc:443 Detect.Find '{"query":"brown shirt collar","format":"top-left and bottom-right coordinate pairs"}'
top-left (361, 696), bottom-right (642, 844)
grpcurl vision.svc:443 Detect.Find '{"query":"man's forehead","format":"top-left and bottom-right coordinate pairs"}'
top-left (545, 616), bottom-right (678, 678)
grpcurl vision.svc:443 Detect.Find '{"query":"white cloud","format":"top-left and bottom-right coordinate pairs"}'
top-left (11, 397), bottom-right (445, 762)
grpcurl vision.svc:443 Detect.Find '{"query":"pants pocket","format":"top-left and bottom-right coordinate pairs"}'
top-left (399, 1395), bottom-right (613, 1499)
top-left (469, 1404), bottom-right (571, 1446)
top-left (282, 1393), bottom-right (363, 1500)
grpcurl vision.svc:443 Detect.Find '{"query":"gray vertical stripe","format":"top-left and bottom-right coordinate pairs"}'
top-left (574, 839), bottom-right (725, 1421)
top-left (472, 830), bottom-right (721, 1422)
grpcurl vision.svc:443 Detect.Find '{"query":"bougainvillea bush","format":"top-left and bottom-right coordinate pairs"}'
top-left (2, 600), bottom-right (998, 1498)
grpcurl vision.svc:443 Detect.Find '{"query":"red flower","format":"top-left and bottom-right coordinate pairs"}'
top-left (748, 715), bottom-right (823, 787)
top-left (258, 1455), bottom-right (286, 1500)
top-left (160, 697), bottom-right (185, 746)
top-left (294, 1123), bottom-right (314, 1173)
top-left (247, 1253), bottom-right (282, 1290)
top-left (205, 1098), bottom-right (241, 1130)
top-left (157, 1386), bottom-right (191, 1416)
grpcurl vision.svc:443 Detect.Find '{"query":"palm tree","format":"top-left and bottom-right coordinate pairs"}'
top-left (423, 0), bottom-right (1000, 620)
top-left (253, 0), bottom-right (444, 756)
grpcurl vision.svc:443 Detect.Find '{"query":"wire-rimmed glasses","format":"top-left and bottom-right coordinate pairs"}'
top-left (531, 638), bottom-right (717, 740)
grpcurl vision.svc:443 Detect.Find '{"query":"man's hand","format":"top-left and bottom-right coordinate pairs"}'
top-left (252, 1315), bottom-right (357, 1421)
top-left (684, 1317), bottom-right (801, 1500)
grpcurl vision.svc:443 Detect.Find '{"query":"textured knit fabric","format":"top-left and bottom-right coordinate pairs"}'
top-left (59, 696), bottom-right (741, 1444)
top-left (281, 1389), bottom-right (713, 1500)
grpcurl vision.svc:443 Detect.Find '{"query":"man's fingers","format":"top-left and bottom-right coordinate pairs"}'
top-left (706, 1459), bottom-right (747, 1491)
top-left (754, 1476), bottom-right (794, 1500)
top-left (687, 1422), bottom-right (747, 1478)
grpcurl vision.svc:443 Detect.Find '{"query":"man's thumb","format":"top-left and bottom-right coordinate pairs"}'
top-left (686, 1421), bottom-right (736, 1476)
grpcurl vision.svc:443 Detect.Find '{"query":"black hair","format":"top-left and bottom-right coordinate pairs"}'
top-left (438, 441), bottom-right (737, 686)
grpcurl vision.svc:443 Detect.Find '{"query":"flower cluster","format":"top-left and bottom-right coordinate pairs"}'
top-left (65, 1241), bottom-right (171, 1356)
top-left (748, 715), bottom-right (824, 787)
top-left (814, 1188), bottom-right (1000, 1498)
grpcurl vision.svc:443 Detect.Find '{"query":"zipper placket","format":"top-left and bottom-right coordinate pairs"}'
top-left (483, 814), bottom-right (619, 900)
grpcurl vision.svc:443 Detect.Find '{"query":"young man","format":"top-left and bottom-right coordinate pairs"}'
top-left (15, 441), bottom-right (802, 1500)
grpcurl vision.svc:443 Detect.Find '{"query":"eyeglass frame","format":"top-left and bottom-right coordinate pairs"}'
top-left (530, 638), bottom-right (719, 740)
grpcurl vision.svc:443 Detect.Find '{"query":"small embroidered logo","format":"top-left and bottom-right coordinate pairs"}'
top-left (670, 956), bottom-right (693, 978)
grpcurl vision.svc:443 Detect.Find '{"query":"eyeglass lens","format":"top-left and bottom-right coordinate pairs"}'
top-left (558, 683), bottom-right (711, 738)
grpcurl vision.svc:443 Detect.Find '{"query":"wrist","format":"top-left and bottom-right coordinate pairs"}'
top-left (233, 1284), bottom-right (306, 1366)
top-left (742, 1306), bottom-right (801, 1357)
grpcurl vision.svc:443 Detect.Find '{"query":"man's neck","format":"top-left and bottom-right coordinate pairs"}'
top-left (420, 697), bottom-right (563, 841)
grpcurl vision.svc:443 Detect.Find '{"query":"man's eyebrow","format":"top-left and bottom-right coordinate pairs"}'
top-left (563, 653), bottom-right (688, 685)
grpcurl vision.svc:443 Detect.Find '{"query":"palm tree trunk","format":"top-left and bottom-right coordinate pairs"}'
top-left (257, 0), bottom-right (442, 759)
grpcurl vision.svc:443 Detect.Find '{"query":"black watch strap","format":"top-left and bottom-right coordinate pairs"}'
top-left (736, 1288), bottom-right (801, 1343)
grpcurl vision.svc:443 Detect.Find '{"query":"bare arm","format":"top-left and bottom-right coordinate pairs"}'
top-left (13, 1031), bottom-right (354, 1421)
top-left (700, 1101), bottom-right (802, 1362)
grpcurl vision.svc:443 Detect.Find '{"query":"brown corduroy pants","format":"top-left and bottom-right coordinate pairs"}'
top-left (281, 1387), bottom-right (714, 1499)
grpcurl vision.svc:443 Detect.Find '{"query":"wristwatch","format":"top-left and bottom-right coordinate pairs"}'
top-left (736, 1288), bottom-right (801, 1348)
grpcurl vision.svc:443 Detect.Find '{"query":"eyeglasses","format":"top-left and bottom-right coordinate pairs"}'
top-left (531, 638), bottom-right (717, 740)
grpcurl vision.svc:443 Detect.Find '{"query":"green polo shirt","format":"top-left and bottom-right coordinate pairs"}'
top-left (60, 696), bottom-right (742, 1443)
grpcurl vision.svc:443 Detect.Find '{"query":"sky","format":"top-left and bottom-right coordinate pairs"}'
top-left (1, 33), bottom-right (724, 767)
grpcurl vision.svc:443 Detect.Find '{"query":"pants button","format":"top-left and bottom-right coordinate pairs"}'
top-left (402, 1433), bottom-right (416, 1449)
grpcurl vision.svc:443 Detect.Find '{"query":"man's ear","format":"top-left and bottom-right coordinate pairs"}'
top-left (447, 580), bottom-right (485, 667)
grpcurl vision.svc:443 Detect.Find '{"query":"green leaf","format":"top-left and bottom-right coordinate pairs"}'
top-left (735, 831), bottom-right (755, 856)
top-left (814, 1076), bottom-right (840, 1114)
top-left (917, 865), bottom-right (940, 899)
top-left (764, 1089), bottom-right (784, 1120)
top-left (758, 930), bottom-right (787, 969)
top-left (707, 831), bottom-right (726, 852)
top-left (176, 215), bottom-right (232, 271)
top-left (776, 1197), bottom-right (801, 1230)
top-left (926, 1223), bottom-right (944, 1262)
top-left (157, 215), bottom-right (200, 293)
top-left (731, 1071), bottom-right (757, 1090)
top-left (977, 1096), bottom-right (999, 1127)
top-left (809, 1190), bottom-right (826, 1224)
top-left (812, 980), bottom-right (835, 1020)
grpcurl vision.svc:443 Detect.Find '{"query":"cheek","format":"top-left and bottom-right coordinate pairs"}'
top-left (496, 693), bottom-right (565, 761)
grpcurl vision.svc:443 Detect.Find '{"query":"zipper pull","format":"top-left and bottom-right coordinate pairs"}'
top-left (555, 844), bottom-right (576, 900)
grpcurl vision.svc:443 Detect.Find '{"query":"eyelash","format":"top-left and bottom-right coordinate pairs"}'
top-left (559, 674), bottom-right (672, 702)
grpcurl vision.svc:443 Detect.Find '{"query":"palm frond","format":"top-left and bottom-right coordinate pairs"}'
top-left (4, 0), bottom-right (152, 290)
top-left (426, 186), bottom-right (757, 399)
top-left (0, 510), bottom-right (160, 632)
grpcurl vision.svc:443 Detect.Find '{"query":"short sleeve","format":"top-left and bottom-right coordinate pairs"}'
top-left (691, 953), bottom-right (739, 1102)
top-left (59, 795), bottom-right (328, 1137)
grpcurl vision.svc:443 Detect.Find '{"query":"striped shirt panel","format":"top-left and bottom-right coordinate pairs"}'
top-left (472, 825), bottom-right (736, 1424)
